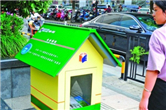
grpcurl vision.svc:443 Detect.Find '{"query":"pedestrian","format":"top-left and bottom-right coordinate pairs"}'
top-left (106, 5), bottom-right (112, 13)
top-left (34, 16), bottom-right (41, 28)
top-left (28, 19), bottom-right (36, 37)
top-left (139, 1), bottom-right (166, 110)
top-left (92, 0), bottom-right (96, 7)
top-left (118, 4), bottom-right (122, 12)
top-left (31, 10), bottom-right (41, 20)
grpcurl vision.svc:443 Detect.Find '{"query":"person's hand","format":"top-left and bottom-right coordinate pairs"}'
top-left (139, 98), bottom-right (149, 110)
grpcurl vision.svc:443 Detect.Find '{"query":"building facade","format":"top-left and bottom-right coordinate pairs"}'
top-left (52, 0), bottom-right (150, 8)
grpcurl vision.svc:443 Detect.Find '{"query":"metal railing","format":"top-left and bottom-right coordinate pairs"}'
top-left (124, 32), bottom-right (151, 83)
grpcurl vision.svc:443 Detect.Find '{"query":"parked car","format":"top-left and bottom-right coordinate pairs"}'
top-left (97, 4), bottom-right (108, 13)
top-left (121, 7), bottom-right (131, 12)
top-left (48, 5), bottom-right (63, 12)
top-left (122, 5), bottom-right (139, 12)
top-left (78, 6), bottom-right (93, 13)
top-left (64, 6), bottom-right (78, 12)
top-left (81, 13), bottom-right (159, 55)
top-left (138, 8), bottom-right (150, 14)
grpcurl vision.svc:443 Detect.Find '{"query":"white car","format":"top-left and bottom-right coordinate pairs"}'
top-left (48, 5), bottom-right (63, 12)
top-left (97, 4), bottom-right (108, 13)
top-left (64, 6), bottom-right (78, 12)
top-left (138, 8), bottom-right (150, 14)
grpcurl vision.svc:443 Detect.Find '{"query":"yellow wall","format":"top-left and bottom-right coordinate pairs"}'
top-left (58, 39), bottom-right (103, 109)
top-left (31, 67), bottom-right (59, 109)
top-left (31, 39), bottom-right (103, 110)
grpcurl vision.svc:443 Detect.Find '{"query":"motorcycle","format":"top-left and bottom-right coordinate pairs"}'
top-left (42, 11), bottom-right (52, 19)
top-left (70, 10), bottom-right (82, 23)
top-left (27, 16), bottom-right (45, 33)
top-left (60, 10), bottom-right (65, 21)
top-left (54, 10), bottom-right (61, 20)
top-left (64, 11), bottom-right (69, 21)
top-left (79, 11), bottom-right (90, 22)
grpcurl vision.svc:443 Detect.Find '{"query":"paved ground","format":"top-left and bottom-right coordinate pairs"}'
top-left (101, 64), bottom-right (143, 110)
top-left (3, 20), bottom-right (144, 110)
top-left (4, 64), bottom-right (144, 110)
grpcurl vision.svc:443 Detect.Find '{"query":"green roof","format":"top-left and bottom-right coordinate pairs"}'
top-left (15, 23), bottom-right (121, 77)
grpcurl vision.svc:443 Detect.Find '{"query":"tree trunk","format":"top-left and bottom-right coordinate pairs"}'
top-left (150, 1), bottom-right (153, 14)
top-left (72, 0), bottom-right (75, 19)
top-left (95, 1), bottom-right (98, 17)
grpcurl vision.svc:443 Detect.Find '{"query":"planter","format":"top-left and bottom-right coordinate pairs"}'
top-left (1, 58), bottom-right (30, 99)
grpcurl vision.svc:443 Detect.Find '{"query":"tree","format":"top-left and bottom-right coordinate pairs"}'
top-left (1, 0), bottom-right (53, 18)
top-left (150, 0), bottom-right (154, 14)
top-left (1, 0), bottom-right (53, 58)
top-left (72, 0), bottom-right (76, 19)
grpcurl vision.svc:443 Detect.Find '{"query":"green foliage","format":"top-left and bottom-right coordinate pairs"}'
top-left (1, 35), bottom-right (27, 58)
top-left (1, 1), bottom-right (53, 58)
top-left (1, 0), bottom-right (53, 18)
top-left (79, 101), bottom-right (88, 107)
top-left (1, 13), bottom-right (24, 36)
top-left (1, 13), bottom-right (27, 58)
top-left (130, 46), bottom-right (149, 64)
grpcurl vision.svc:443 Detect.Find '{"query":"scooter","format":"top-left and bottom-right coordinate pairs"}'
top-left (70, 10), bottom-right (82, 23)
top-left (64, 11), bottom-right (69, 20)
top-left (54, 10), bottom-right (61, 20)
top-left (60, 10), bottom-right (66, 21)
top-left (27, 17), bottom-right (45, 33)
top-left (79, 11), bottom-right (90, 22)
top-left (49, 10), bottom-right (57, 20)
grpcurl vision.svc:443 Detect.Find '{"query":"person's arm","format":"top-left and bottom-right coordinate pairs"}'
top-left (34, 13), bottom-right (42, 18)
top-left (139, 70), bottom-right (158, 110)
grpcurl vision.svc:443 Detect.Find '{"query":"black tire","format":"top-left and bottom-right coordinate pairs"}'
top-left (81, 20), bottom-right (84, 23)
top-left (80, 18), bottom-right (84, 23)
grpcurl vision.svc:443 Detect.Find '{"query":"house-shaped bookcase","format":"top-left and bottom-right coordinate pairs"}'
top-left (15, 23), bottom-right (121, 110)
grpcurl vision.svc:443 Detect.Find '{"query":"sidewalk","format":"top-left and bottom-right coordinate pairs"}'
top-left (101, 64), bottom-right (143, 110)
top-left (4, 64), bottom-right (144, 110)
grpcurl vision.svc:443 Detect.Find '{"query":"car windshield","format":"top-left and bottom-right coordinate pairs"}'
top-left (50, 6), bottom-right (56, 8)
top-left (58, 6), bottom-right (63, 8)
top-left (64, 6), bottom-right (78, 9)
top-left (139, 9), bottom-right (149, 11)
top-left (80, 6), bottom-right (89, 9)
top-left (97, 5), bottom-right (107, 9)
top-left (135, 15), bottom-right (159, 31)
top-left (64, 6), bottom-right (72, 9)
top-left (123, 5), bottom-right (138, 9)
top-left (122, 8), bottom-right (130, 12)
